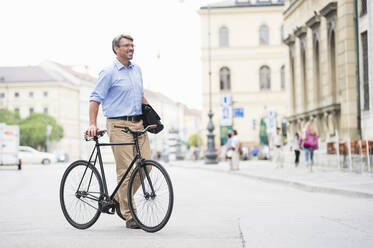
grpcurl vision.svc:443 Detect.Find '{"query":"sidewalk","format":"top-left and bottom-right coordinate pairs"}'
top-left (169, 159), bottom-right (373, 199)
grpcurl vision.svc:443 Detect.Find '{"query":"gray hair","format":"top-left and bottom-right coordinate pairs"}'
top-left (112, 34), bottom-right (134, 55)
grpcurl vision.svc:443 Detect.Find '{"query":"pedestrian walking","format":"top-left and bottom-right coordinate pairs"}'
top-left (290, 132), bottom-right (301, 167)
top-left (302, 122), bottom-right (318, 172)
top-left (231, 130), bottom-right (240, 171)
top-left (272, 127), bottom-right (284, 168)
top-left (86, 34), bottom-right (151, 229)
top-left (226, 133), bottom-right (233, 163)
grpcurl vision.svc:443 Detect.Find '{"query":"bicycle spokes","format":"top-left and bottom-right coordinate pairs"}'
top-left (129, 162), bottom-right (173, 231)
top-left (61, 163), bottom-right (102, 227)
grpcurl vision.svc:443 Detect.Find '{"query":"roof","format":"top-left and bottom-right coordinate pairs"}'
top-left (200, 0), bottom-right (284, 10)
top-left (0, 66), bottom-right (69, 83)
top-left (48, 61), bottom-right (97, 83)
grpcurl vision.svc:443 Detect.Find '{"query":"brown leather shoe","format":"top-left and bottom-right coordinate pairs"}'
top-left (126, 219), bottom-right (140, 229)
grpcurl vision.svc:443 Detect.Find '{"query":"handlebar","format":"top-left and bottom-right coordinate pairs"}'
top-left (113, 124), bottom-right (157, 134)
top-left (84, 130), bottom-right (107, 141)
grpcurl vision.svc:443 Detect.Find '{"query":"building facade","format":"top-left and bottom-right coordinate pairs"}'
top-left (358, 0), bottom-right (373, 140)
top-left (283, 0), bottom-right (359, 156)
top-left (199, 0), bottom-right (287, 147)
top-left (0, 65), bottom-right (82, 160)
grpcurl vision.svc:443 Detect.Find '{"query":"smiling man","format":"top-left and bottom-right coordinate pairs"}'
top-left (87, 34), bottom-right (151, 229)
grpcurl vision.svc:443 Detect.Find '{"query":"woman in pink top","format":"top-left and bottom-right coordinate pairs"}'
top-left (302, 122), bottom-right (318, 172)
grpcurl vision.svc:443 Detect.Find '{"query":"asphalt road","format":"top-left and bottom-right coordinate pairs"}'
top-left (1, 162), bottom-right (373, 248)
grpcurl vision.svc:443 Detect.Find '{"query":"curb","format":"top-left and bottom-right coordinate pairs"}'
top-left (169, 163), bottom-right (373, 199)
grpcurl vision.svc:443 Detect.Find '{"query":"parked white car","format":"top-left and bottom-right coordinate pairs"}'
top-left (18, 146), bottom-right (57, 165)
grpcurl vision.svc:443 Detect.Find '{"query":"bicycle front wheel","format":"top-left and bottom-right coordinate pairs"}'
top-left (60, 160), bottom-right (103, 229)
top-left (128, 160), bottom-right (174, 232)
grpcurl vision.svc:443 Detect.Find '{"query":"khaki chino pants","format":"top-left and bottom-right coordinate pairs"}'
top-left (106, 118), bottom-right (151, 221)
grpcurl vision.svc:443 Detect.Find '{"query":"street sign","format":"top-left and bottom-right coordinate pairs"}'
top-left (233, 108), bottom-right (244, 118)
top-left (220, 106), bottom-right (232, 126)
top-left (220, 96), bottom-right (232, 106)
top-left (267, 110), bottom-right (276, 134)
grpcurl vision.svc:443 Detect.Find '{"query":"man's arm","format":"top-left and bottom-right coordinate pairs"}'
top-left (87, 101), bottom-right (100, 137)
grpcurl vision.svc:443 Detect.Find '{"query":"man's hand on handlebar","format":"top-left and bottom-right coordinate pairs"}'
top-left (86, 125), bottom-right (99, 137)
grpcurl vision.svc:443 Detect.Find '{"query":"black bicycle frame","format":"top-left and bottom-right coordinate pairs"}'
top-left (83, 133), bottom-right (156, 202)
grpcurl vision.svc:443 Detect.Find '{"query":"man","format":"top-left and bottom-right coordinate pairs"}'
top-left (272, 127), bottom-right (284, 168)
top-left (231, 130), bottom-right (240, 171)
top-left (86, 34), bottom-right (151, 229)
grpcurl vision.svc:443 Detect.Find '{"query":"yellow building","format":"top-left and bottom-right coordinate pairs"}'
top-left (199, 0), bottom-right (287, 147)
top-left (283, 0), bottom-right (358, 148)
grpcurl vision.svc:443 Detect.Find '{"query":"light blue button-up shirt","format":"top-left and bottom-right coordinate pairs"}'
top-left (89, 58), bottom-right (144, 118)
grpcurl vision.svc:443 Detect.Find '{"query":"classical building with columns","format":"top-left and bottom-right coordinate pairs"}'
top-left (283, 0), bottom-right (359, 153)
top-left (199, 0), bottom-right (287, 148)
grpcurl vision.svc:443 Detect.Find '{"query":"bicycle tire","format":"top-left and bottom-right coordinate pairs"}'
top-left (60, 160), bottom-right (103, 229)
top-left (128, 160), bottom-right (174, 232)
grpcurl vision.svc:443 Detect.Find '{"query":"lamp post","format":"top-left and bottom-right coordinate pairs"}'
top-left (204, 3), bottom-right (218, 164)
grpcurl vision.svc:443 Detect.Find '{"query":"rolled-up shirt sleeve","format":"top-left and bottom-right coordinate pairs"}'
top-left (89, 69), bottom-right (112, 103)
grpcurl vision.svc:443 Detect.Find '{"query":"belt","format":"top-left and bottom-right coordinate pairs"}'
top-left (109, 115), bottom-right (142, 122)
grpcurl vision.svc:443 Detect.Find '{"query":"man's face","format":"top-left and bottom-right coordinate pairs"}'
top-left (116, 38), bottom-right (134, 60)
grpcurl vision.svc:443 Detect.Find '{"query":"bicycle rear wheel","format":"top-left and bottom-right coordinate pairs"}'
top-left (60, 160), bottom-right (103, 229)
top-left (128, 160), bottom-right (174, 232)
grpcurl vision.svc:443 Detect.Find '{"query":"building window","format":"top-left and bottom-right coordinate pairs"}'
top-left (300, 39), bottom-right (307, 108)
top-left (313, 37), bottom-right (321, 104)
top-left (29, 108), bottom-right (34, 114)
top-left (280, 25), bottom-right (285, 43)
top-left (361, 0), bottom-right (367, 16)
top-left (289, 45), bottom-right (296, 112)
top-left (329, 30), bottom-right (337, 103)
top-left (14, 92), bottom-right (19, 97)
top-left (15, 108), bottom-right (19, 114)
top-left (219, 26), bottom-right (229, 47)
top-left (362, 31), bottom-right (369, 110)
top-left (259, 66), bottom-right (271, 90)
top-left (44, 91), bottom-right (48, 97)
top-left (44, 107), bottom-right (48, 114)
top-left (29, 92), bottom-right (34, 97)
top-left (0, 92), bottom-right (4, 98)
top-left (280, 65), bottom-right (285, 90)
top-left (259, 25), bottom-right (269, 45)
top-left (219, 67), bottom-right (231, 90)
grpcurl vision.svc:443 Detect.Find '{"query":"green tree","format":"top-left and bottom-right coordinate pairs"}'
top-left (19, 113), bottom-right (64, 149)
top-left (188, 133), bottom-right (203, 147)
top-left (0, 108), bottom-right (20, 125)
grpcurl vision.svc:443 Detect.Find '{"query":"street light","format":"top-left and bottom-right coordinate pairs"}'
top-left (204, 3), bottom-right (218, 164)
top-left (177, 0), bottom-right (218, 163)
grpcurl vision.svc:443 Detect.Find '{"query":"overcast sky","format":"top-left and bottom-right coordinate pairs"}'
top-left (0, 0), bottom-right (216, 109)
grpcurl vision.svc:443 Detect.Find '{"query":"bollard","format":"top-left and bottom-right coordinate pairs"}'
top-left (359, 140), bottom-right (364, 173)
top-left (347, 138), bottom-right (352, 171)
top-left (336, 131), bottom-right (340, 170)
top-left (367, 139), bottom-right (371, 174)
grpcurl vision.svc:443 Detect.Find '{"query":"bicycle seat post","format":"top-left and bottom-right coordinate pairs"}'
top-left (133, 133), bottom-right (142, 160)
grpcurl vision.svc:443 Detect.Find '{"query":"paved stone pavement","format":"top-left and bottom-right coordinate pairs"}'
top-left (169, 159), bottom-right (373, 198)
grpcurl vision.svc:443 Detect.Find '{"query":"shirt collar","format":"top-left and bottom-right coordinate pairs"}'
top-left (114, 58), bottom-right (134, 70)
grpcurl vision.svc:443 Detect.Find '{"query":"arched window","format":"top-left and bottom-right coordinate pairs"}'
top-left (280, 65), bottom-right (285, 90)
top-left (313, 34), bottom-right (321, 105)
top-left (259, 25), bottom-right (269, 45)
top-left (220, 67), bottom-right (231, 90)
top-left (300, 38), bottom-right (307, 109)
top-left (329, 30), bottom-right (337, 103)
top-left (219, 26), bottom-right (229, 47)
top-left (259, 66), bottom-right (271, 90)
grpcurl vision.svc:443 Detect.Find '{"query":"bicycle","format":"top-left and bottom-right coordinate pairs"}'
top-left (59, 124), bottom-right (174, 233)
